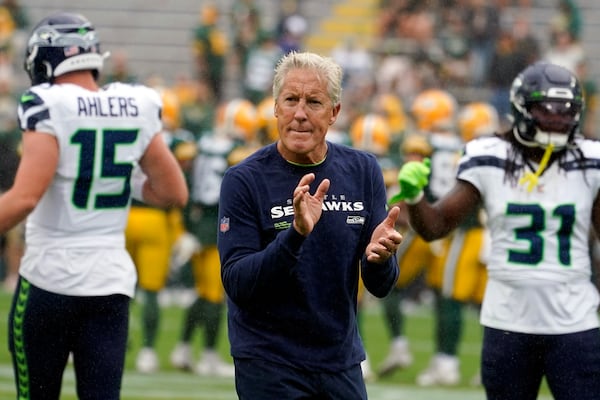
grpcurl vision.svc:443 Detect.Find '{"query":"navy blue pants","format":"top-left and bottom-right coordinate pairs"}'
top-left (8, 278), bottom-right (130, 400)
top-left (234, 358), bottom-right (367, 399)
top-left (481, 326), bottom-right (600, 400)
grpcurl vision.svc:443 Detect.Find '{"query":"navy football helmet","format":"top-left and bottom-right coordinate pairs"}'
top-left (509, 61), bottom-right (584, 150)
top-left (24, 12), bottom-right (107, 85)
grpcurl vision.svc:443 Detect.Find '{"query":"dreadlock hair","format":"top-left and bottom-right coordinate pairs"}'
top-left (501, 129), bottom-right (590, 188)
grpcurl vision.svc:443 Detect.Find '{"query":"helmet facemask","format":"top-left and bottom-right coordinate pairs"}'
top-left (510, 62), bottom-right (584, 151)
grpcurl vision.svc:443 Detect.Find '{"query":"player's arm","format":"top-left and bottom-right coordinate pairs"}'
top-left (0, 131), bottom-right (58, 233)
top-left (408, 180), bottom-right (480, 241)
top-left (138, 133), bottom-right (188, 208)
top-left (590, 192), bottom-right (600, 293)
top-left (390, 157), bottom-right (480, 241)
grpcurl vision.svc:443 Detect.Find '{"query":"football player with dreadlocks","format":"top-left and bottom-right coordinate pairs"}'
top-left (393, 61), bottom-right (600, 399)
top-left (3, 12), bottom-right (188, 399)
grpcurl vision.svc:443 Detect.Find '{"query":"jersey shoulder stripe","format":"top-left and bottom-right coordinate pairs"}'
top-left (18, 88), bottom-right (49, 131)
top-left (565, 137), bottom-right (600, 172)
top-left (457, 136), bottom-right (515, 175)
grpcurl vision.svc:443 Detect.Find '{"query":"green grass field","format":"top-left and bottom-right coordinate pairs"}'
top-left (0, 289), bottom-right (553, 399)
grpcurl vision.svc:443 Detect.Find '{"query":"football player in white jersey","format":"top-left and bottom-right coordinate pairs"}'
top-left (0, 12), bottom-right (188, 400)
top-left (393, 61), bottom-right (600, 399)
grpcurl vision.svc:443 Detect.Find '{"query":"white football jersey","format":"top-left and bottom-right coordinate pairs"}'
top-left (17, 82), bottom-right (162, 297)
top-left (428, 132), bottom-right (464, 200)
top-left (191, 134), bottom-right (237, 206)
top-left (458, 136), bottom-right (600, 334)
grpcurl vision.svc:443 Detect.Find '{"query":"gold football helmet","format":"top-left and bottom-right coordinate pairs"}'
top-left (457, 102), bottom-right (500, 142)
top-left (160, 88), bottom-right (181, 131)
top-left (350, 114), bottom-right (392, 156)
top-left (215, 98), bottom-right (258, 142)
top-left (372, 93), bottom-right (407, 135)
top-left (411, 89), bottom-right (457, 132)
top-left (400, 133), bottom-right (433, 158)
top-left (256, 96), bottom-right (278, 144)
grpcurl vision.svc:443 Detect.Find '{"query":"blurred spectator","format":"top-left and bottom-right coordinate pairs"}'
top-left (0, 5), bottom-right (14, 60)
top-left (396, 1), bottom-right (436, 45)
top-left (377, 0), bottom-right (409, 39)
top-left (550, 0), bottom-right (582, 42)
top-left (404, 2), bottom-right (439, 53)
top-left (438, 7), bottom-right (471, 86)
top-left (375, 54), bottom-right (420, 105)
top-left (544, 28), bottom-right (584, 74)
top-left (275, 0), bottom-right (307, 54)
top-left (101, 48), bottom-right (137, 84)
top-left (231, 0), bottom-right (262, 69)
top-left (193, 4), bottom-right (228, 101)
top-left (511, 13), bottom-right (540, 66)
top-left (1, 0), bottom-right (26, 30)
top-left (575, 58), bottom-right (598, 139)
top-left (0, 71), bottom-right (18, 193)
top-left (242, 31), bottom-right (283, 105)
top-left (487, 29), bottom-right (529, 129)
top-left (495, 0), bottom-right (533, 7)
top-left (331, 37), bottom-right (375, 89)
top-left (0, 71), bottom-right (20, 292)
top-left (1, 0), bottom-right (27, 67)
top-left (180, 79), bottom-right (217, 140)
top-left (391, 2), bottom-right (445, 89)
top-left (464, 0), bottom-right (501, 86)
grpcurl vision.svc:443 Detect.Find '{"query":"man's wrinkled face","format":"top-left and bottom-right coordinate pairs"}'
top-left (275, 68), bottom-right (339, 163)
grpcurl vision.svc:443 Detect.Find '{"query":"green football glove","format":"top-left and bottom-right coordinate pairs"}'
top-left (388, 158), bottom-right (431, 205)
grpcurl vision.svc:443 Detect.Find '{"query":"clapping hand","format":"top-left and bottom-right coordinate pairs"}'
top-left (292, 173), bottom-right (330, 236)
top-left (366, 206), bottom-right (403, 263)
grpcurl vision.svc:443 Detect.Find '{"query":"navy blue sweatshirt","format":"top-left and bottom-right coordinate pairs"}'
top-left (217, 141), bottom-right (399, 372)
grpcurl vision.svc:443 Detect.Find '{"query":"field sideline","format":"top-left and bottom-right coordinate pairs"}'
top-left (0, 290), bottom-right (553, 399)
top-left (0, 363), bottom-right (554, 400)
top-left (0, 363), bottom-right (544, 400)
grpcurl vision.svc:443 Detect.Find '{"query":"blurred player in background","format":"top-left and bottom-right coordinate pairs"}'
top-left (349, 112), bottom-right (397, 381)
top-left (452, 101), bottom-right (500, 386)
top-left (378, 132), bottom-right (434, 377)
top-left (0, 82), bottom-right (22, 292)
top-left (371, 92), bottom-right (409, 166)
top-left (4, 12), bottom-right (187, 399)
top-left (386, 88), bottom-right (471, 386)
top-left (126, 88), bottom-right (196, 373)
top-left (193, 4), bottom-right (228, 101)
top-left (349, 112), bottom-right (397, 188)
top-left (170, 98), bottom-right (260, 377)
top-left (256, 95), bottom-right (278, 145)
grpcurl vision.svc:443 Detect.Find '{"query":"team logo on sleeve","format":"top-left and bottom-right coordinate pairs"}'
top-left (219, 217), bottom-right (230, 233)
